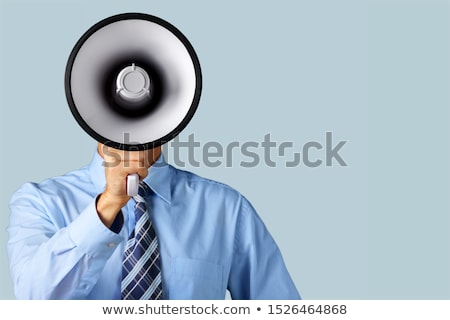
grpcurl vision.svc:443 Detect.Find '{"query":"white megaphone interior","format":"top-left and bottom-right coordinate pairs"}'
top-left (70, 19), bottom-right (197, 145)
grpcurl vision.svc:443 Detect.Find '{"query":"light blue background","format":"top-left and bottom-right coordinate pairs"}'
top-left (0, 0), bottom-right (449, 299)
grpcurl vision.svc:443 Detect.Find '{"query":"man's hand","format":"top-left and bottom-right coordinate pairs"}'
top-left (95, 143), bottom-right (160, 228)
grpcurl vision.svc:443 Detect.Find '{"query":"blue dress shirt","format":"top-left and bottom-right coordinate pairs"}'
top-left (7, 151), bottom-right (300, 300)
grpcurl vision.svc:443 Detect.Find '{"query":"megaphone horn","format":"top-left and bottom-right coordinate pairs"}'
top-left (65, 13), bottom-right (202, 195)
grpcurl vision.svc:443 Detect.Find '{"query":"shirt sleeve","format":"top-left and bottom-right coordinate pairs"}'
top-left (228, 196), bottom-right (301, 300)
top-left (7, 183), bottom-right (125, 299)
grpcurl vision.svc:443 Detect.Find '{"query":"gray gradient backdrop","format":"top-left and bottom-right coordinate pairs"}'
top-left (0, 0), bottom-right (449, 299)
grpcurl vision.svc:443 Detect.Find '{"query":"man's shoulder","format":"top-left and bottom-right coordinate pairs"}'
top-left (11, 165), bottom-right (91, 203)
top-left (168, 165), bottom-right (245, 201)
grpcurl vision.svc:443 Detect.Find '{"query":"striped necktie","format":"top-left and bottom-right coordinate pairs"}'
top-left (121, 182), bottom-right (163, 300)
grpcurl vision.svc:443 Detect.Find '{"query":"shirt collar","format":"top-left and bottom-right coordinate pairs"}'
top-left (88, 148), bottom-right (172, 204)
top-left (143, 153), bottom-right (172, 204)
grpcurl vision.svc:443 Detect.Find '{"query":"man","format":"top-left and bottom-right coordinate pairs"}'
top-left (7, 142), bottom-right (300, 299)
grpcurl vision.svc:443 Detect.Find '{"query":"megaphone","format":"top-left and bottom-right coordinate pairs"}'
top-left (65, 13), bottom-right (202, 196)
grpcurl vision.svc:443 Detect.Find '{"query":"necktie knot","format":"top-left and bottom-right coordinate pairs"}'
top-left (133, 182), bottom-right (150, 204)
top-left (133, 182), bottom-right (150, 220)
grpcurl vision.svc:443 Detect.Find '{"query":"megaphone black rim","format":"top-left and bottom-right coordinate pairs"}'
top-left (65, 13), bottom-right (202, 151)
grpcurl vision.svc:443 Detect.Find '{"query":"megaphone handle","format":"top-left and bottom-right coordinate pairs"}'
top-left (127, 173), bottom-right (139, 197)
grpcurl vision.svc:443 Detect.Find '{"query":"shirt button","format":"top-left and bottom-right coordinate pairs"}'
top-left (107, 242), bottom-right (116, 248)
